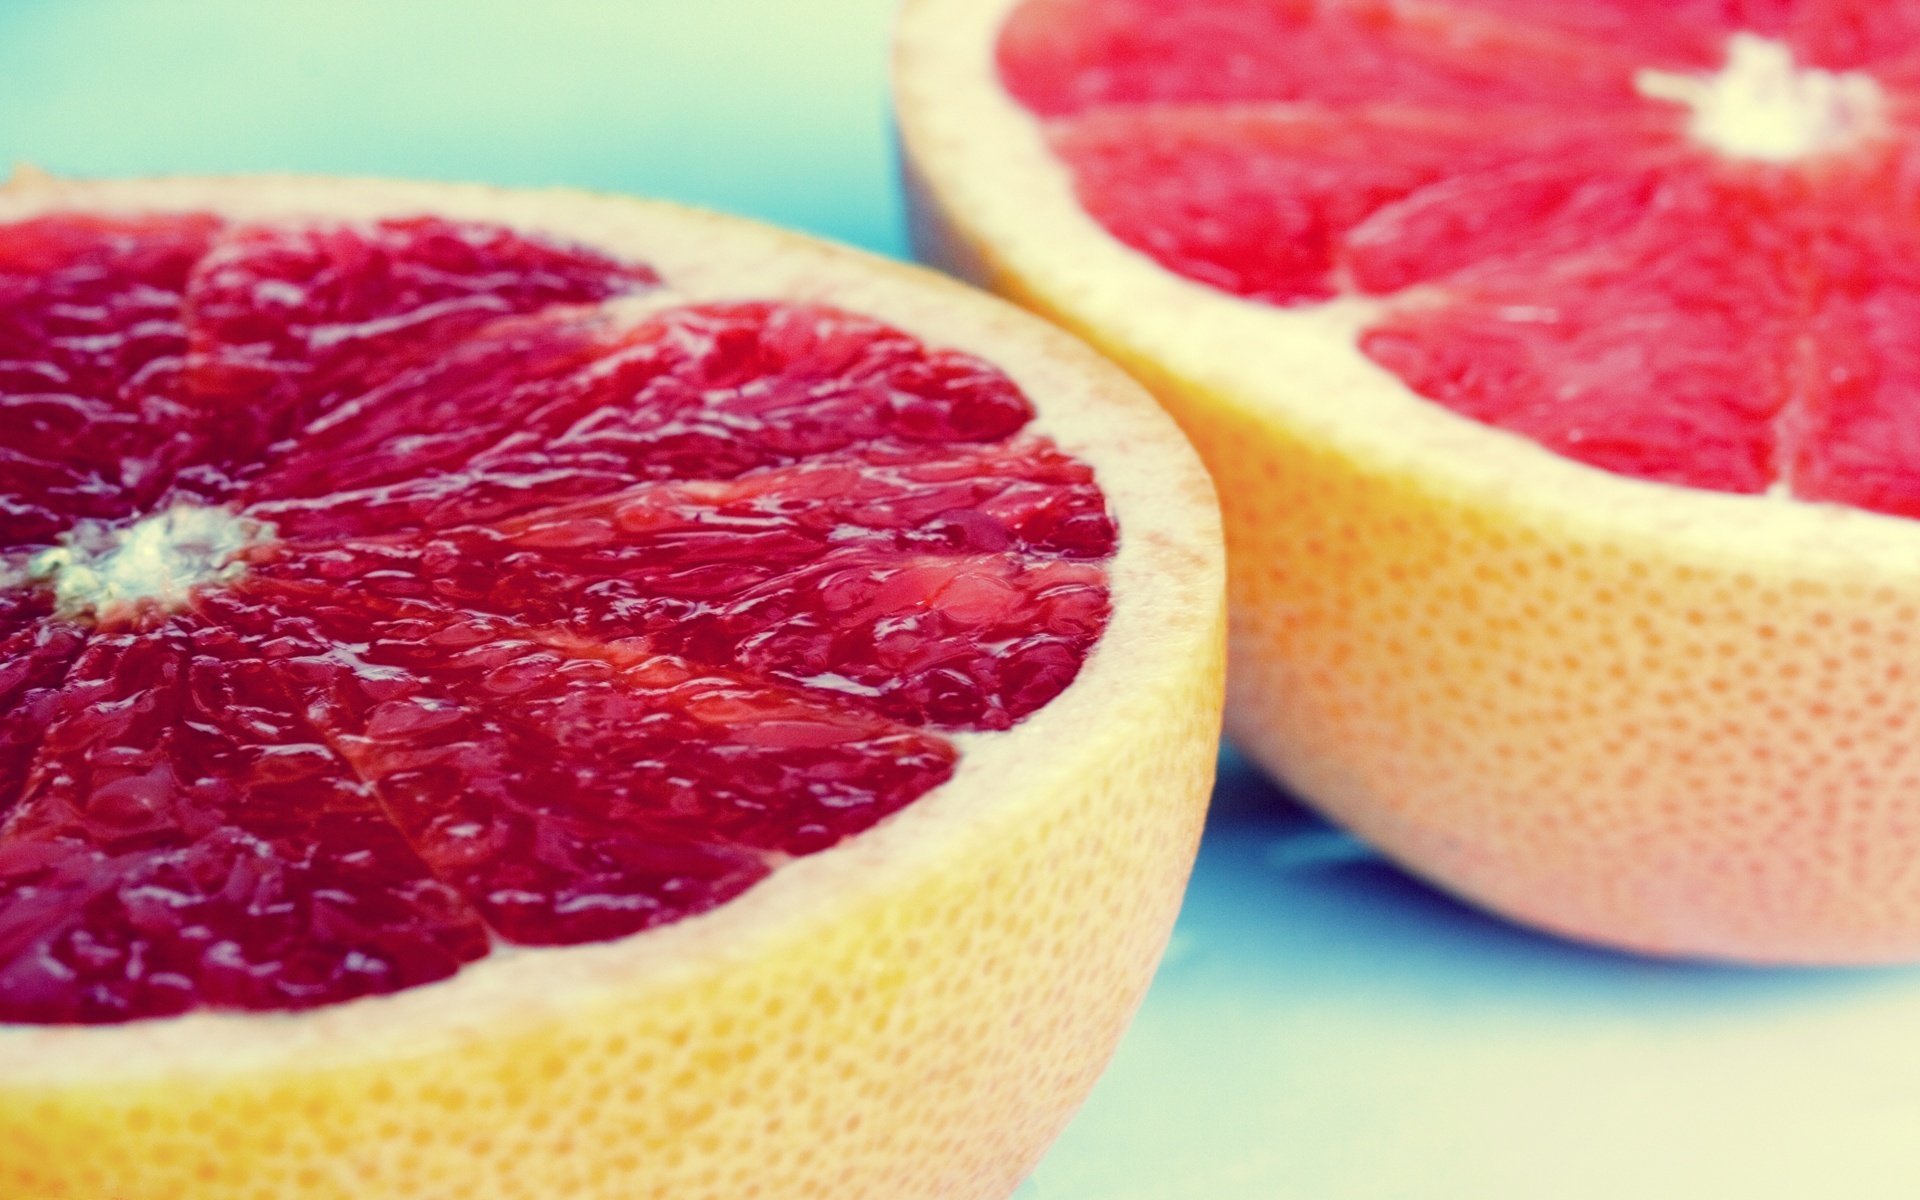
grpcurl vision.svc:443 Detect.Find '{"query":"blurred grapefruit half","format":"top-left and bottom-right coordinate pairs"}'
top-left (897, 0), bottom-right (1920, 963)
top-left (0, 174), bottom-right (1223, 1199)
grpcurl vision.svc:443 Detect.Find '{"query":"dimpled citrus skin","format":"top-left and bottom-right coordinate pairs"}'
top-left (896, 0), bottom-right (1920, 964)
top-left (1185, 392), bottom-right (1920, 962)
top-left (0, 173), bottom-right (1225, 1198)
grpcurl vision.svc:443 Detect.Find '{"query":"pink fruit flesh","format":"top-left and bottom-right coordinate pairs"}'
top-left (0, 214), bottom-right (219, 549)
top-left (998, 0), bottom-right (1920, 514)
top-left (0, 214), bottom-right (1114, 1023)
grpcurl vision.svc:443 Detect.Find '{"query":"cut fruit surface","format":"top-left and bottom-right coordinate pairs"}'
top-left (0, 214), bottom-right (218, 548)
top-left (989, 1), bottom-right (1920, 504)
top-left (898, 0), bottom-right (1920, 962)
top-left (2, 210), bottom-right (1103, 1025)
top-left (0, 175), bottom-right (1223, 1200)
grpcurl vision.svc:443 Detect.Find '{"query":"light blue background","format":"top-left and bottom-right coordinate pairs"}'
top-left (8, 3), bottom-right (1920, 1196)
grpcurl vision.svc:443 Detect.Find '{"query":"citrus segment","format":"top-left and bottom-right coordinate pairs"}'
top-left (178, 217), bottom-right (656, 500)
top-left (0, 616), bottom-right (492, 1024)
top-left (1787, 1), bottom-right (1920, 71)
top-left (234, 310), bottom-right (662, 538)
top-left (0, 596), bottom-right (84, 811)
top-left (896, 0), bottom-right (1920, 960)
top-left (198, 586), bottom-right (955, 946)
top-left (1044, 105), bottom-right (1690, 305)
top-left (996, 0), bottom-right (1655, 118)
top-left (242, 301), bottom-right (1039, 538)
top-left (256, 491), bottom-right (1109, 732)
top-left (0, 214), bottom-right (217, 549)
top-left (1442, 0), bottom-right (1790, 60)
top-left (1358, 168), bottom-right (1803, 492)
top-left (1789, 220), bottom-right (1920, 515)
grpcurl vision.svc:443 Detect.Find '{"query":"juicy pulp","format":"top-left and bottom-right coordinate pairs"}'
top-left (998, 0), bottom-right (1920, 516)
top-left (0, 212), bottom-right (1115, 1023)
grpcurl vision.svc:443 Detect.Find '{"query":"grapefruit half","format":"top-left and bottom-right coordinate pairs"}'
top-left (0, 173), bottom-right (1224, 1199)
top-left (897, 0), bottom-right (1920, 963)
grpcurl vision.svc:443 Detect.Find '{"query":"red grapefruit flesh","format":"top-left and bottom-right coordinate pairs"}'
top-left (0, 214), bottom-right (219, 548)
top-left (993, 0), bottom-right (1920, 508)
top-left (0, 206), bottom-right (1117, 1025)
top-left (897, 0), bottom-right (1920, 961)
top-left (0, 177), bottom-right (1223, 1200)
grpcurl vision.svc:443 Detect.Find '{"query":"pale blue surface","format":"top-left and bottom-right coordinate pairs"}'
top-left (9, 3), bottom-right (1920, 1197)
top-left (0, 0), bottom-right (907, 255)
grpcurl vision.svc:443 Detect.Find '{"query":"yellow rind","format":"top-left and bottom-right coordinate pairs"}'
top-left (897, 0), bottom-right (1920, 963)
top-left (0, 174), bottom-right (1226, 1197)
top-left (1, 670), bottom-right (1217, 1199)
top-left (1170, 378), bottom-right (1920, 964)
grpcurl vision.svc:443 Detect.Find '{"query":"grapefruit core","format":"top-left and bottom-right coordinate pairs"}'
top-left (0, 174), bottom-right (1224, 1199)
top-left (896, 0), bottom-right (1920, 963)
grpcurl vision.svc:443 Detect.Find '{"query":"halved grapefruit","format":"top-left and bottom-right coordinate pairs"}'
top-left (0, 174), bottom-right (1224, 1199)
top-left (897, 0), bottom-right (1920, 963)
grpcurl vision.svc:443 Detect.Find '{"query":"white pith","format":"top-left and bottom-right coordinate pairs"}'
top-left (1636, 33), bottom-right (1886, 161)
top-left (27, 505), bottom-right (271, 620)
